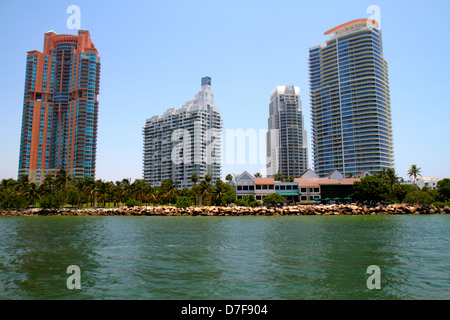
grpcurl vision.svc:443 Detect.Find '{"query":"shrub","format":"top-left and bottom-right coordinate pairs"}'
top-left (175, 196), bottom-right (193, 208)
top-left (39, 190), bottom-right (66, 209)
top-left (125, 198), bottom-right (143, 207)
top-left (403, 190), bottom-right (434, 205)
top-left (0, 189), bottom-right (29, 209)
top-left (263, 193), bottom-right (285, 206)
top-left (431, 202), bottom-right (445, 208)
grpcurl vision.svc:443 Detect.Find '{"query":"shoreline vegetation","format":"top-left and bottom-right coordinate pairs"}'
top-left (2, 168), bottom-right (449, 215)
top-left (1, 203), bottom-right (449, 217)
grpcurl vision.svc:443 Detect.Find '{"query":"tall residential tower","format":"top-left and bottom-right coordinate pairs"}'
top-left (18, 30), bottom-right (101, 184)
top-left (266, 85), bottom-right (308, 179)
top-left (308, 19), bottom-right (394, 177)
top-left (143, 77), bottom-right (222, 188)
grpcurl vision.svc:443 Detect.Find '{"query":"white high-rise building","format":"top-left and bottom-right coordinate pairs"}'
top-left (143, 77), bottom-right (222, 188)
top-left (266, 85), bottom-right (308, 179)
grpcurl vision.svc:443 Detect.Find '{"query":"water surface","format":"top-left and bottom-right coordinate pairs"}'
top-left (0, 215), bottom-right (448, 299)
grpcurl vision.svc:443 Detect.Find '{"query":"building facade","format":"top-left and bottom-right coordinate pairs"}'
top-left (18, 30), bottom-right (101, 184)
top-left (309, 19), bottom-right (394, 177)
top-left (266, 85), bottom-right (308, 179)
top-left (143, 77), bottom-right (222, 188)
top-left (235, 169), bottom-right (362, 203)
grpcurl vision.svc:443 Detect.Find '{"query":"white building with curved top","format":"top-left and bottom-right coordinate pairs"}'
top-left (309, 19), bottom-right (394, 177)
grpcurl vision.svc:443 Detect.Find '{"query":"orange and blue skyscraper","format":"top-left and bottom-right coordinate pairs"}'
top-left (18, 30), bottom-right (101, 184)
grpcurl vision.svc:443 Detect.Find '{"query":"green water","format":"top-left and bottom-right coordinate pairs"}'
top-left (0, 215), bottom-right (448, 300)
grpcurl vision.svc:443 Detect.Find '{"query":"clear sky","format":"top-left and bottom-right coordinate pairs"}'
top-left (1, 0), bottom-right (449, 182)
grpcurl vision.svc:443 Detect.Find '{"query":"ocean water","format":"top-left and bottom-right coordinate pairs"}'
top-left (0, 215), bottom-right (448, 300)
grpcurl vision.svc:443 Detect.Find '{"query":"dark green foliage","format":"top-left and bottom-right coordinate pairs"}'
top-left (0, 189), bottom-right (29, 209)
top-left (263, 193), bottom-right (285, 206)
top-left (125, 198), bottom-right (143, 207)
top-left (39, 190), bottom-right (66, 209)
top-left (352, 175), bottom-right (389, 204)
top-left (403, 190), bottom-right (435, 205)
top-left (175, 196), bottom-right (193, 208)
top-left (436, 178), bottom-right (450, 202)
top-left (393, 184), bottom-right (416, 203)
top-left (235, 194), bottom-right (259, 207)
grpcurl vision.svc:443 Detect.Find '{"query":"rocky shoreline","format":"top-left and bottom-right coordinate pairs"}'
top-left (0, 203), bottom-right (449, 217)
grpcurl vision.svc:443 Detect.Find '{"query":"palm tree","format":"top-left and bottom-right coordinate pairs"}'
top-left (39, 175), bottom-right (55, 195)
top-left (191, 173), bottom-right (198, 186)
top-left (95, 180), bottom-right (108, 207)
top-left (254, 172), bottom-right (262, 178)
top-left (225, 174), bottom-right (233, 184)
top-left (196, 180), bottom-right (211, 206)
top-left (408, 164), bottom-right (422, 189)
top-left (55, 169), bottom-right (71, 191)
top-left (16, 175), bottom-right (30, 193)
top-left (25, 182), bottom-right (40, 208)
top-left (379, 168), bottom-right (399, 199)
top-left (211, 180), bottom-right (227, 206)
top-left (274, 172), bottom-right (283, 181)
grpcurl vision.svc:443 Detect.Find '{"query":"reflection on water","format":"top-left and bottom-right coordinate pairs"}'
top-left (0, 215), bottom-right (448, 299)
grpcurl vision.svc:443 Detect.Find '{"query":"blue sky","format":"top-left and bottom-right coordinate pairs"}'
top-left (1, 0), bottom-right (449, 182)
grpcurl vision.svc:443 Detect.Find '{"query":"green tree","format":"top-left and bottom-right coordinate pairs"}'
top-left (24, 182), bottom-right (40, 207)
top-left (0, 188), bottom-right (29, 209)
top-left (160, 178), bottom-right (177, 204)
top-left (352, 175), bottom-right (389, 204)
top-left (274, 173), bottom-right (283, 181)
top-left (436, 178), bottom-right (450, 202)
top-left (393, 184), bottom-right (416, 203)
top-left (408, 164), bottom-right (422, 189)
top-left (211, 179), bottom-right (236, 206)
top-left (204, 174), bottom-right (212, 184)
top-left (225, 174), bottom-right (233, 184)
top-left (39, 190), bottom-right (66, 209)
top-left (193, 180), bottom-right (211, 206)
top-left (191, 173), bottom-right (198, 186)
top-left (263, 193), bottom-right (285, 206)
top-left (175, 196), bottom-right (193, 208)
top-left (55, 169), bottom-right (71, 191)
top-left (403, 190), bottom-right (435, 205)
top-left (378, 168), bottom-right (400, 202)
top-left (254, 172), bottom-right (262, 178)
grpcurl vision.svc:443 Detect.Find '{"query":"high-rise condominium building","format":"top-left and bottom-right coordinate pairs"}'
top-left (266, 85), bottom-right (308, 179)
top-left (143, 77), bottom-right (222, 188)
top-left (309, 19), bottom-right (394, 177)
top-left (18, 30), bottom-right (101, 184)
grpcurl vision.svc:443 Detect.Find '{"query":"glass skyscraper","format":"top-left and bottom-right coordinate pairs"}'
top-left (266, 85), bottom-right (308, 179)
top-left (18, 30), bottom-right (101, 184)
top-left (308, 19), bottom-right (394, 177)
top-left (143, 77), bottom-right (222, 188)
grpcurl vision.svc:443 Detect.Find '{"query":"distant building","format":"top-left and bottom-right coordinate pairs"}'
top-left (143, 77), bottom-right (222, 188)
top-left (234, 169), bottom-right (364, 203)
top-left (412, 177), bottom-right (440, 190)
top-left (18, 30), bottom-right (101, 184)
top-left (266, 85), bottom-right (308, 179)
top-left (309, 19), bottom-right (394, 177)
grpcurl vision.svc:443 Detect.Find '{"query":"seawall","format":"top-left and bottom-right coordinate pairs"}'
top-left (1, 204), bottom-right (449, 216)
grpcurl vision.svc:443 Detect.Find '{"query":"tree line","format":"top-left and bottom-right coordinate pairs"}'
top-left (0, 170), bottom-right (236, 209)
top-left (352, 166), bottom-right (450, 206)
top-left (1, 165), bottom-right (449, 210)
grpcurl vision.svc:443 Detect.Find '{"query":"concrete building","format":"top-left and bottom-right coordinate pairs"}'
top-left (309, 19), bottom-right (394, 177)
top-left (266, 85), bottom-right (308, 179)
top-left (18, 30), bottom-right (101, 184)
top-left (143, 77), bottom-right (222, 188)
top-left (412, 177), bottom-right (440, 190)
